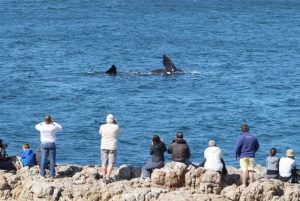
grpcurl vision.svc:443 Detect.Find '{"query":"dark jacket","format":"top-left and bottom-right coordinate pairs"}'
top-left (235, 132), bottom-right (259, 158)
top-left (150, 142), bottom-right (167, 162)
top-left (167, 139), bottom-right (191, 162)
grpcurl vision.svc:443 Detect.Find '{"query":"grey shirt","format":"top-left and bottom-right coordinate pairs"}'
top-left (266, 156), bottom-right (280, 171)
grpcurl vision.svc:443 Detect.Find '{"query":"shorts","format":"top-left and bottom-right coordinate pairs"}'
top-left (101, 149), bottom-right (116, 167)
top-left (240, 157), bottom-right (255, 172)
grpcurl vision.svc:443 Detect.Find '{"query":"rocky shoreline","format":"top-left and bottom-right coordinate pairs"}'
top-left (0, 163), bottom-right (299, 201)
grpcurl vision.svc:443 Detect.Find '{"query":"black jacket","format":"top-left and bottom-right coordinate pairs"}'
top-left (150, 142), bottom-right (167, 162)
top-left (167, 139), bottom-right (191, 162)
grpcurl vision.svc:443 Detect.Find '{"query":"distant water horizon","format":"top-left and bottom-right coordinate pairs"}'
top-left (1, 0), bottom-right (300, 168)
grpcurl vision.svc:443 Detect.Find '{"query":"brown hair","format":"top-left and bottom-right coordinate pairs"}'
top-left (152, 135), bottom-right (161, 144)
top-left (23, 144), bottom-right (30, 149)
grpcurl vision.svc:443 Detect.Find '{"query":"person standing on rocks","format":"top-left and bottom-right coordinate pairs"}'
top-left (141, 135), bottom-right (167, 180)
top-left (35, 115), bottom-right (62, 178)
top-left (167, 132), bottom-right (191, 165)
top-left (234, 124), bottom-right (259, 187)
top-left (99, 114), bottom-right (122, 182)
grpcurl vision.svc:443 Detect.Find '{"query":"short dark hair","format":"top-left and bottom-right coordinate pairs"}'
top-left (241, 124), bottom-right (250, 132)
top-left (23, 144), bottom-right (30, 149)
top-left (45, 115), bottom-right (53, 124)
top-left (176, 132), bottom-right (183, 139)
top-left (270, 148), bottom-right (277, 156)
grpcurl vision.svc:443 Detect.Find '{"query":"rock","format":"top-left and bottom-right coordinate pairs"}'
top-left (0, 164), bottom-right (299, 201)
top-left (0, 175), bottom-right (9, 191)
top-left (117, 164), bottom-right (141, 180)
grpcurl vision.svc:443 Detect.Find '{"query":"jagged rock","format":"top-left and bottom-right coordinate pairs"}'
top-left (0, 164), bottom-right (299, 201)
top-left (117, 164), bottom-right (141, 180)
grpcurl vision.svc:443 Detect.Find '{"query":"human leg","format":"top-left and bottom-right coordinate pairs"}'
top-left (101, 149), bottom-right (109, 179)
top-left (142, 161), bottom-right (164, 178)
top-left (40, 144), bottom-right (48, 177)
top-left (107, 150), bottom-right (116, 178)
top-left (240, 158), bottom-right (249, 186)
top-left (248, 158), bottom-right (255, 183)
top-left (48, 143), bottom-right (56, 177)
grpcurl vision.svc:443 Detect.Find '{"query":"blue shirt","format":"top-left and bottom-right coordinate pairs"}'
top-left (21, 149), bottom-right (36, 166)
top-left (235, 132), bottom-right (259, 158)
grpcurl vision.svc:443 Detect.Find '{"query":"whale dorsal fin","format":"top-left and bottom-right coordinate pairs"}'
top-left (106, 64), bottom-right (117, 75)
top-left (163, 54), bottom-right (177, 72)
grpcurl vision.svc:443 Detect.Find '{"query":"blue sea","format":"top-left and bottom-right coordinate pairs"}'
top-left (1, 0), bottom-right (300, 168)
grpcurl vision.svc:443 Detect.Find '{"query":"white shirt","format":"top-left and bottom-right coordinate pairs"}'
top-left (99, 123), bottom-right (122, 150)
top-left (279, 157), bottom-right (296, 177)
top-left (35, 122), bottom-right (62, 143)
top-left (204, 146), bottom-right (223, 172)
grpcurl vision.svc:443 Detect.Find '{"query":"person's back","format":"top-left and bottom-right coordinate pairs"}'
top-left (151, 142), bottom-right (167, 162)
top-left (100, 123), bottom-right (122, 150)
top-left (168, 132), bottom-right (190, 163)
top-left (21, 149), bottom-right (36, 167)
top-left (266, 148), bottom-right (279, 179)
top-left (99, 114), bottom-right (122, 182)
top-left (279, 149), bottom-right (297, 182)
top-left (141, 135), bottom-right (167, 179)
top-left (204, 145), bottom-right (223, 172)
top-left (35, 121), bottom-right (62, 143)
top-left (235, 132), bottom-right (259, 158)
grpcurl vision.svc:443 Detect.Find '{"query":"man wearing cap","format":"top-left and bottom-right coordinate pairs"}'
top-left (203, 140), bottom-right (228, 175)
top-left (167, 132), bottom-right (191, 165)
top-left (234, 124), bottom-right (259, 186)
top-left (35, 115), bottom-right (62, 178)
top-left (279, 149), bottom-right (297, 183)
top-left (99, 114), bottom-right (122, 182)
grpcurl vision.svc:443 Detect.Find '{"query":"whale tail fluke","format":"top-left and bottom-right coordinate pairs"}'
top-left (106, 65), bottom-right (117, 75)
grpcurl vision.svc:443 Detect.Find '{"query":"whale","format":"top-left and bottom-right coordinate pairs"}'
top-left (151, 54), bottom-right (184, 75)
top-left (106, 64), bottom-right (117, 75)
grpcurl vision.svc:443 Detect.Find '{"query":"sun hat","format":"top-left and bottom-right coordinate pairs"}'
top-left (286, 149), bottom-right (295, 157)
top-left (106, 114), bottom-right (114, 123)
top-left (208, 140), bottom-right (216, 147)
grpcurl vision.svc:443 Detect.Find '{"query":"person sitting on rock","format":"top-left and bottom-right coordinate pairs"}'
top-left (0, 139), bottom-right (20, 171)
top-left (201, 140), bottom-right (228, 175)
top-left (19, 144), bottom-right (36, 168)
top-left (167, 132), bottom-right (191, 166)
top-left (279, 149), bottom-right (298, 183)
top-left (141, 135), bottom-right (167, 180)
top-left (265, 147), bottom-right (279, 179)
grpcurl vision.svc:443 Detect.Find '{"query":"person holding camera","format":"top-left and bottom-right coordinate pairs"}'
top-left (35, 115), bottom-right (62, 178)
top-left (0, 139), bottom-right (19, 170)
top-left (99, 114), bottom-right (122, 182)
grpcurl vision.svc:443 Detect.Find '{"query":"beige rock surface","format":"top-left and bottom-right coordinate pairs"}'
top-left (0, 163), bottom-right (299, 201)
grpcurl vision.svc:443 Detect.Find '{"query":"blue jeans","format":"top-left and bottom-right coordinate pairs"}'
top-left (40, 142), bottom-right (56, 177)
top-left (142, 161), bottom-right (164, 178)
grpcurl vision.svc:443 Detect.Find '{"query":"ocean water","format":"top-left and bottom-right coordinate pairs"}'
top-left (1, 0), bottom-right (300, 168)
